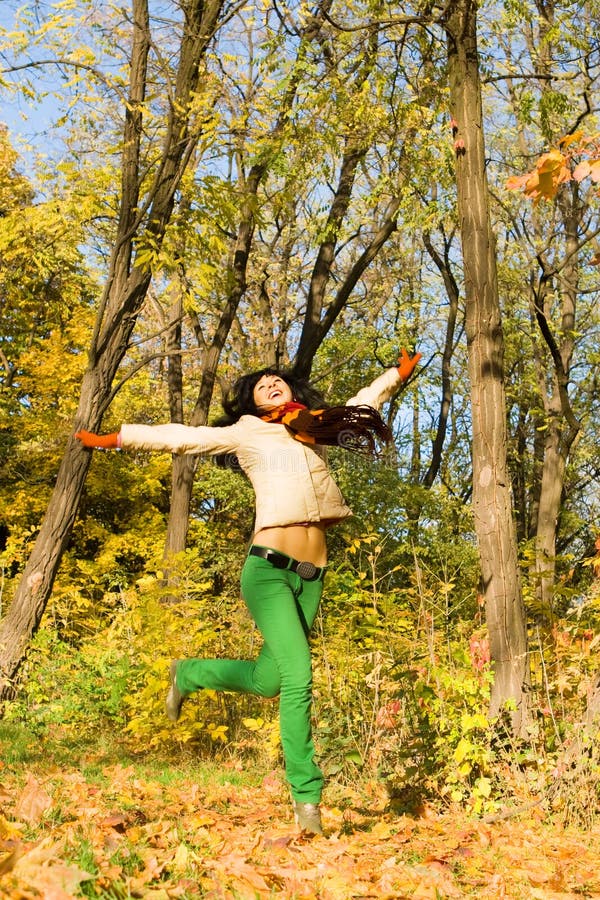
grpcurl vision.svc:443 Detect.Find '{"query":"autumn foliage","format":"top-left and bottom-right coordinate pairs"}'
top-left (506, 131), bottom-right (600, 207)
top-left (2, 0), bottom-right (600, 895)
top-left (1, 758), bottom-right (600, 898)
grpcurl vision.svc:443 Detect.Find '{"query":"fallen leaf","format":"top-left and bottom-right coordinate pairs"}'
top-left (11, 838), bottom-right (93, 900)
top-left (14, 776), bottom-right (52, 826)
top-left (0, 845), bottom-right (22, 875)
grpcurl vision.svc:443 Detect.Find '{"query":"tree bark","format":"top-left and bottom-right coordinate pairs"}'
top-left (0, 0), bottom-right (226, 702)
top-left (444, 0), bottom-right (529, 734)
top-left (529, 187), bottom-right (581, 619)
top-left (422, 229), bottom-right (460, 488)
top-left (518, 0), bottom-right (582, 616)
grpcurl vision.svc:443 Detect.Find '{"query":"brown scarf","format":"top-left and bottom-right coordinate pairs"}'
top-left (261, 402), bottom-right (392, 454)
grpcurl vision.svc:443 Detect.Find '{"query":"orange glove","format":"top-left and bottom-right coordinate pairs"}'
top-left (75, 430), bottom-right (120, 450)
top-left (397, 348), bottom-right (421, 383)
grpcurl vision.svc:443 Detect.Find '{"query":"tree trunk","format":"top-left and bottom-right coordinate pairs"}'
top-left (163, 284), bottom-right (194, 559)
top-left (0, 431), bottom-right (93, 696)
top-left (444, 0), bottom-right (529, 734)
top-left (530, 187), bottom-right (581, 616)
top-left (422, 229), bottom-right (460, 488)
top-left (0, 0), bottom-right (226, 702)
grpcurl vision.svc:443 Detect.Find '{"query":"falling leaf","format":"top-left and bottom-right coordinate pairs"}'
top-left (589, 159), bottom-right (600, 182)
top-left (537, 148), bottom-right (566, 174)
top-left (573, 160), bottom-right (591, 182)
top-left (559, 130), bottom-right (585, 148)
top-left (506, 173), bottom-right (532, 192)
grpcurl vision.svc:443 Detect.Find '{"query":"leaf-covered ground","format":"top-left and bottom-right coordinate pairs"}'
top-left (1, 745), bottom-right (599, 900)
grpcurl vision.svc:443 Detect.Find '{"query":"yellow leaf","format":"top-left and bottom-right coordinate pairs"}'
top-left (207, 724), bottom-right (229, 743)
top-left (172, 843), bottom-right (189, 871)
top-left (461, 713), bottom-right (488, 732)
top-left (242, 717), bottom-right (264, 731)
top-left (454, 737), bottom-right (472, 764)
top-left (369, 820), bottom-right (396, 839)
top-left (559, 130), bottom-right (584, 148)
top-left (475, 776), bottom-right (492, 798)
top-left (536, 170), bottom-right (558, 199)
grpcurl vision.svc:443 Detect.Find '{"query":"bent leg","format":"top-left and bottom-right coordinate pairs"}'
top-left (176, 649), bottom-right (280, 698)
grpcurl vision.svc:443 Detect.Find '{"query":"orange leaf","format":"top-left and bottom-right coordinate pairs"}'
top-left (506, 173), bottom-right (533, 191)
top-left (524, 171), bottom-right (542, 198)
top-left (0, 845), bottom-right (22, 875)
top-left (573, 160), bottom-right (591, 182)
top-left (558, 130), bottom-right (585, 149)
top-left (12, 837), bottom-right (93, 899)
top-left (589, 160), bottom-right (600, 183)
top-left (14, 776), bottom-right (52, 826)
top-left (537, 148), bottom-right (566, 174)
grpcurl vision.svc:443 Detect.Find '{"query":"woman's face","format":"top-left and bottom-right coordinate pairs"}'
top-left (252, 374), bottom-right (293, 412)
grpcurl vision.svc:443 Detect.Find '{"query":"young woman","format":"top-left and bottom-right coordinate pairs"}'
top-left (75, 349), bottom-right (420, 835)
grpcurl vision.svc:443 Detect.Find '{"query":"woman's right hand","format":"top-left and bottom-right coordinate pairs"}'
top-left (74, 430), bottom-right (120, 449)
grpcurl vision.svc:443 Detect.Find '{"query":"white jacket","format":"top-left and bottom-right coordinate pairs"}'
top-left (120, 366), bottom-right (402, 533)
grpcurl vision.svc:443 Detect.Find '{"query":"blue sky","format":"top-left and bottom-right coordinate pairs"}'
top-left (0, 2), bottom-right (81, 168)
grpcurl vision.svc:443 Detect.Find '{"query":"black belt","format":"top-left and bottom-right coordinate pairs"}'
top-left (248, 545), bottom-right (326, 581)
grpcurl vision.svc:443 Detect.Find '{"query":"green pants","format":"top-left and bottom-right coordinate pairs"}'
top-left (176, 553), bottom-right (324, 803)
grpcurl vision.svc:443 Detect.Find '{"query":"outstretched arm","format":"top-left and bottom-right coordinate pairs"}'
top-left (346, 348), bottom-right (421, 410)
top-left (75, 422), bottom-right (242, 456)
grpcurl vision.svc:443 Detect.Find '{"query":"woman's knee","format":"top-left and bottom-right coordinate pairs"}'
top-left (261, 683), bottom-right (281, 699)
top-left (256, 663), bottom-right (311, 699)
top-left (254, 671), bottom-right (281, 698)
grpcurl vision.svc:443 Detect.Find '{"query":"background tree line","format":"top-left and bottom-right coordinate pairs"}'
top-left (0, 0), bottom-right (599, 815)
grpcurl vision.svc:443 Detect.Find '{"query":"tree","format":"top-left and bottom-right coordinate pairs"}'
top-left (443, 0), bottom-right (529, 733)
top-left (162, 0), bottom-right (347, 558)
top-left (506, 134), bottom-right (600, 614)
top-left (160, 0), bottom-right (429, 555)
top-left (0, 0), bottom-right (228, 701)
top-left (496, 0), bottom-right (600, 618)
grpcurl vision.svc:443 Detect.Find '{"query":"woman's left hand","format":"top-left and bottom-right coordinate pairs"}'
top-left (397, 348), bottom-right (422, 382)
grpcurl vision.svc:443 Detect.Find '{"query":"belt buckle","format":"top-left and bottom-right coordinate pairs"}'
top-left (296, 560), bottom-right (318, 580)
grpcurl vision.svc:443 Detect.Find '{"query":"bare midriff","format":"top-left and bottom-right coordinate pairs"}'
top-left (253, 522), bottom-right (331, 566)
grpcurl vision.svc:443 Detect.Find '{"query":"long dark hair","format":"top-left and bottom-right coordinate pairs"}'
top-left (213, 367), bottom-right (391, 469)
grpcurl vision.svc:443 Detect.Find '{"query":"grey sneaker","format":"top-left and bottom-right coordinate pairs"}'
top-left (293, 801), bottom-right (323, 835)
top-left (165, 660), bottom-right (185, 722)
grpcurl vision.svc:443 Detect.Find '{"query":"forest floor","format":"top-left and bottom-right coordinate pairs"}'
top-left (0, 726), bottom-right (599, 899)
